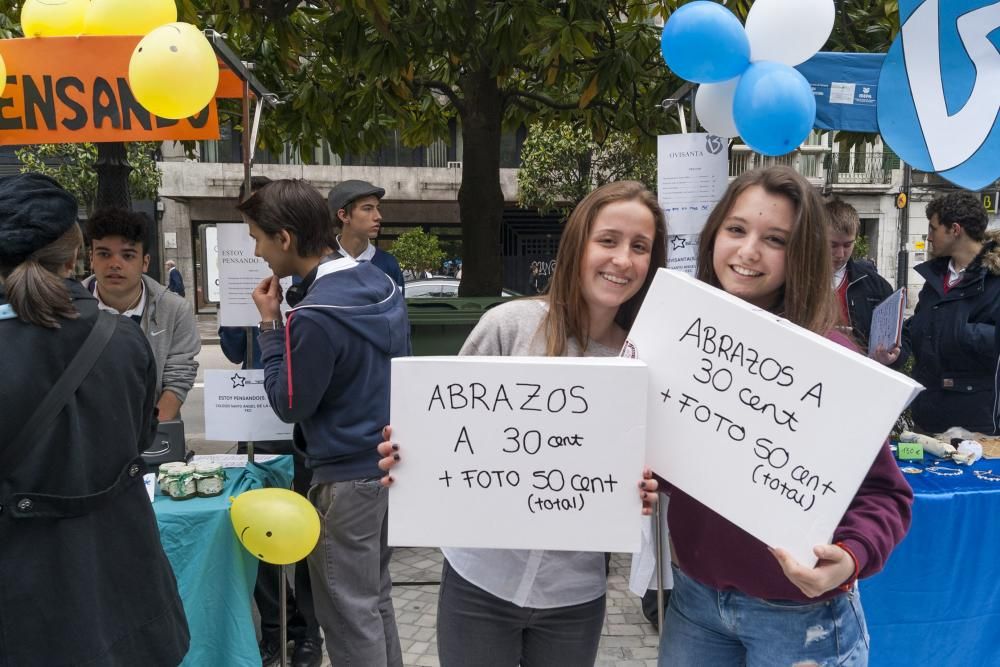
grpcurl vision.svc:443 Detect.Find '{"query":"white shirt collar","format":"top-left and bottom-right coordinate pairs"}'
top-left (94, 279), bottom-right (146, 319)
top-left (336, 235), bottom-right (376, 262)
top-left (832, 265), bottom-right (848, 289)
top-left (946, 259), bottom-right (965, 286)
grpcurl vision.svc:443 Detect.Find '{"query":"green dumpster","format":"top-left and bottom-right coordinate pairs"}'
top-left (406, 297), bottom-right (512, 355)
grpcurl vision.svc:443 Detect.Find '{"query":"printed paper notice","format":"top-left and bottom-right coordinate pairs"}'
top-left (658, 133), bottom-right (728, 275)
top-left (217, 223), bottom-right (292, 327)
top-left (830, 82), bottom-right (856, 105)
top-left (867, 288), bottom-right (906, 358)
top-left (204, 369), bottom-right (293, 441)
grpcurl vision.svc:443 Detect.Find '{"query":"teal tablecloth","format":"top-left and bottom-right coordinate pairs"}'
top-left (154, 457), bottom-right (294, 667)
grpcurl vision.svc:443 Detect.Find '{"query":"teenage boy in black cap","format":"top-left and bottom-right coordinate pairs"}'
top-left (244, 179), bottom-right (409, 667)
top-left (328, 180), bottom-right (406, 291)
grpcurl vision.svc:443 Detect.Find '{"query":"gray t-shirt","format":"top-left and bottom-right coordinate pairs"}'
top-left (443, 297), bottom-right (618, 609)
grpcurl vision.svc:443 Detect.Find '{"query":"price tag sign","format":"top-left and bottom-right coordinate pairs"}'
top-left (897, 443), bottom-right (924, 461)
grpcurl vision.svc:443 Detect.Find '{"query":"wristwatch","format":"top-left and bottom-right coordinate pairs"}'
top-left (258, 319), bottom-right (284, 331)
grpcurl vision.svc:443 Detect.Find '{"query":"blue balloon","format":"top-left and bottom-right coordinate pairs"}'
top-left (661, 1), bottom-right (750, 84)
top-left (733, 62), bottom-right (817, 156)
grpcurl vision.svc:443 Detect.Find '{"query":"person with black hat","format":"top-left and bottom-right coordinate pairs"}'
top-left (0, 173), bottom-right (190, 666)
top-left (328, 179), bottom-right (406, 291)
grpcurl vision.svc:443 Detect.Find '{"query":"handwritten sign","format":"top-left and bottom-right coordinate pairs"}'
top-left (657, 133), bottom-right (728, 275)
top-left (896, 443), bottom-right (924, 461)
top-left (867, 288), bottom-right (906, 358)
top-left (204, 369), bottom-right (293, 441)
top-left (0, 36), bottom-right (238, 144)
top-left (387, 357), bottom-right (648, 552)
top-left (217, 223), bottom-right (292, 327)
top-left (624, 270), bottom-right (923, 566)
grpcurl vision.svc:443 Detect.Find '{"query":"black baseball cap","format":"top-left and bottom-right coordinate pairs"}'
top-left (327, 180), bottom-right (385, 215)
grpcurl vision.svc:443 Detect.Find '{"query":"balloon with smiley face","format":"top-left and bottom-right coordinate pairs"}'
top-left (230, 488), bottom-right (320, 565)
top-left (21, 0), bottom-right (89, 38)
top-left (128, 21), bottom-right (219, 119)
top-left (84, 0), bottom-right (178, 36)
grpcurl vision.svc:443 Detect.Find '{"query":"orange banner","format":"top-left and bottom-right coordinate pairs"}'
top-left (0, 36), bottom-right (245, 145)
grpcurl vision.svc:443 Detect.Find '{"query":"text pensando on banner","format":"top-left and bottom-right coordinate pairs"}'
top-left (624, 269), bottom-right (923, 566)
top-left (387, 357), bottom-right (648, 553)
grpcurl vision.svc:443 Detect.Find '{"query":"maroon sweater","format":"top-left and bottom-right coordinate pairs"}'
top-left (668, 333), bottom-right (914, 603)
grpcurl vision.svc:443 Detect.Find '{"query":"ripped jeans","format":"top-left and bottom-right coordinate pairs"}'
top-left (659, 565), bottom-right (868, 667)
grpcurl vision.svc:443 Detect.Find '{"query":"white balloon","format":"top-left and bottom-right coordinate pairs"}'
top-left (695, 79), bottom-right (740, 138)
top-left (745, 0), bottom-right (835, 66)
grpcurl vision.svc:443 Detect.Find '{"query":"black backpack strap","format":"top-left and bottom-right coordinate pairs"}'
top-left (0, 311), bottom-right (117, 476)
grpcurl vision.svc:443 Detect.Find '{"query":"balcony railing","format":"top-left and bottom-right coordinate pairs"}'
top-left (824, 153), bottom-right (898, 185)
top-left (729, 149), bottom-right (899, 187)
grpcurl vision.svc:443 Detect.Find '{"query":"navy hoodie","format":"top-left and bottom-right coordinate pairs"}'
top-left (258, 257), bottom-right (411, 483)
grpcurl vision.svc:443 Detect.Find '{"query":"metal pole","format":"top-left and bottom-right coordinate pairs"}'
top-left (653, 492), bottom-right (665, 632)
top-left (279, 564), bottom-right (288, 667)
top-left (241, 75), bottom-right (256, 465)
top-left (895, 163), bottom-right (912, 290)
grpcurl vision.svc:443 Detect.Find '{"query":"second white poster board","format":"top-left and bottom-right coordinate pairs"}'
top-left (388, 356), bottom-right (648, 553)
top-left (625, 269), bottom-right (922, 566)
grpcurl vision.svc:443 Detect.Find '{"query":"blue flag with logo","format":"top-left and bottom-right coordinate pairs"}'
top-left (796, 52), bottom-right (884, 133)
top-left (878, 0), bottom-right (1000, 190)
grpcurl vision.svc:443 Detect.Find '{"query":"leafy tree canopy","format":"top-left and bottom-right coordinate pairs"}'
top-left (15, 143), bottom-right (161, 213)
top-left (391, 227), bottom-right (447, 274)
top-left (518, 121), bottom-right (656, 216)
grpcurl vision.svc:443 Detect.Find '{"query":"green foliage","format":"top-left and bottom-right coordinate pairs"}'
top-left (391, 228), bottom-right (446, 274)
top-left (852, 232), bottom-right (870, 261)
top-left (518, 122), bottom-right (656, 215)
top-left (15, 143), bottom-right (161, 212)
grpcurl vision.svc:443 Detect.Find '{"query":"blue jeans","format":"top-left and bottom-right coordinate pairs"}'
top-left (659, 566), bottom-right (869, 667)
top-left (436, 560), bottom-right (606, 667)
top-left (306, 478), bottom-right (402, 667)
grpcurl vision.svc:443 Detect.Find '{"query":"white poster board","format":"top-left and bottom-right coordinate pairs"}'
top-left (867, 288), bottom-right (906, 358)
top-left (204, 369), bottom-right (294, 441)
top-left (388, 357), bottom-right (648, 552)
top-left (657, 133), bottom-right (729, 275)
top-left (624, 269), bottom-right (923, 566)
top-left (217, 223), bottom-right (292, 327)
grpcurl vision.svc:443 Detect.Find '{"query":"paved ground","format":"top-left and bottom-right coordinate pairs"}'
top-left (188, 320), bottom-right (660, 667)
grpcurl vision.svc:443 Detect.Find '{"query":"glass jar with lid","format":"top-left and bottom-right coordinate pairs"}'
top-left (194, 462), bottom-right (226, 497)
top-left (157, 461), bottom-right (186, 494)
top-left (164, 464), bottom-right (197, 500)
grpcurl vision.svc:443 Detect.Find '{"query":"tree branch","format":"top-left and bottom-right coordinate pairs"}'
top-left (508, 89), bottom-right (617, 112)
top-left (413, 78), bottom-right (466, 115)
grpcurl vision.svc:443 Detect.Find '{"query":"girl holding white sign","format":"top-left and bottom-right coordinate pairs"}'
top-left (379, 180), bottom-right (666, 667)
top-left (655, 166), bottom-right (913, 667)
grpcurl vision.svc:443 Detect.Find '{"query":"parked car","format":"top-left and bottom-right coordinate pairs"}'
top-left (405, 277), bottom-right (520, 298)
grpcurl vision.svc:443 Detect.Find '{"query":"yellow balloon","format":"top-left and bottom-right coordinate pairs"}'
top-left (21, 0), bottom-right (89, 38)
top-left (230, 488), bottom-right (320, 565)
top-left (84, 0), bottom-right (177, 36)
top-left (128, 22), bottom-right (219, 119)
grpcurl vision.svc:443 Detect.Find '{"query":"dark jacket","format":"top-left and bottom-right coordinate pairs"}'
top-left (0, 281), bottom-right (189, 666)
top-left (259, 258), bottom-right (411, 483)
top-left (904, 231), bottom-right (1000, 435)
top-left (372, 247), bottom-right (406, 293)
top-left (843, 258), bottom-right (911, 370)
top-left (167, 266), bottom-right (185, 297)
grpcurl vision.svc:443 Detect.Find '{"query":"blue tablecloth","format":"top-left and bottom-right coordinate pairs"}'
top-left (154, 457), bottom-right (294, 667)
top-left (861, 456), bottom-right (1000, 666)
